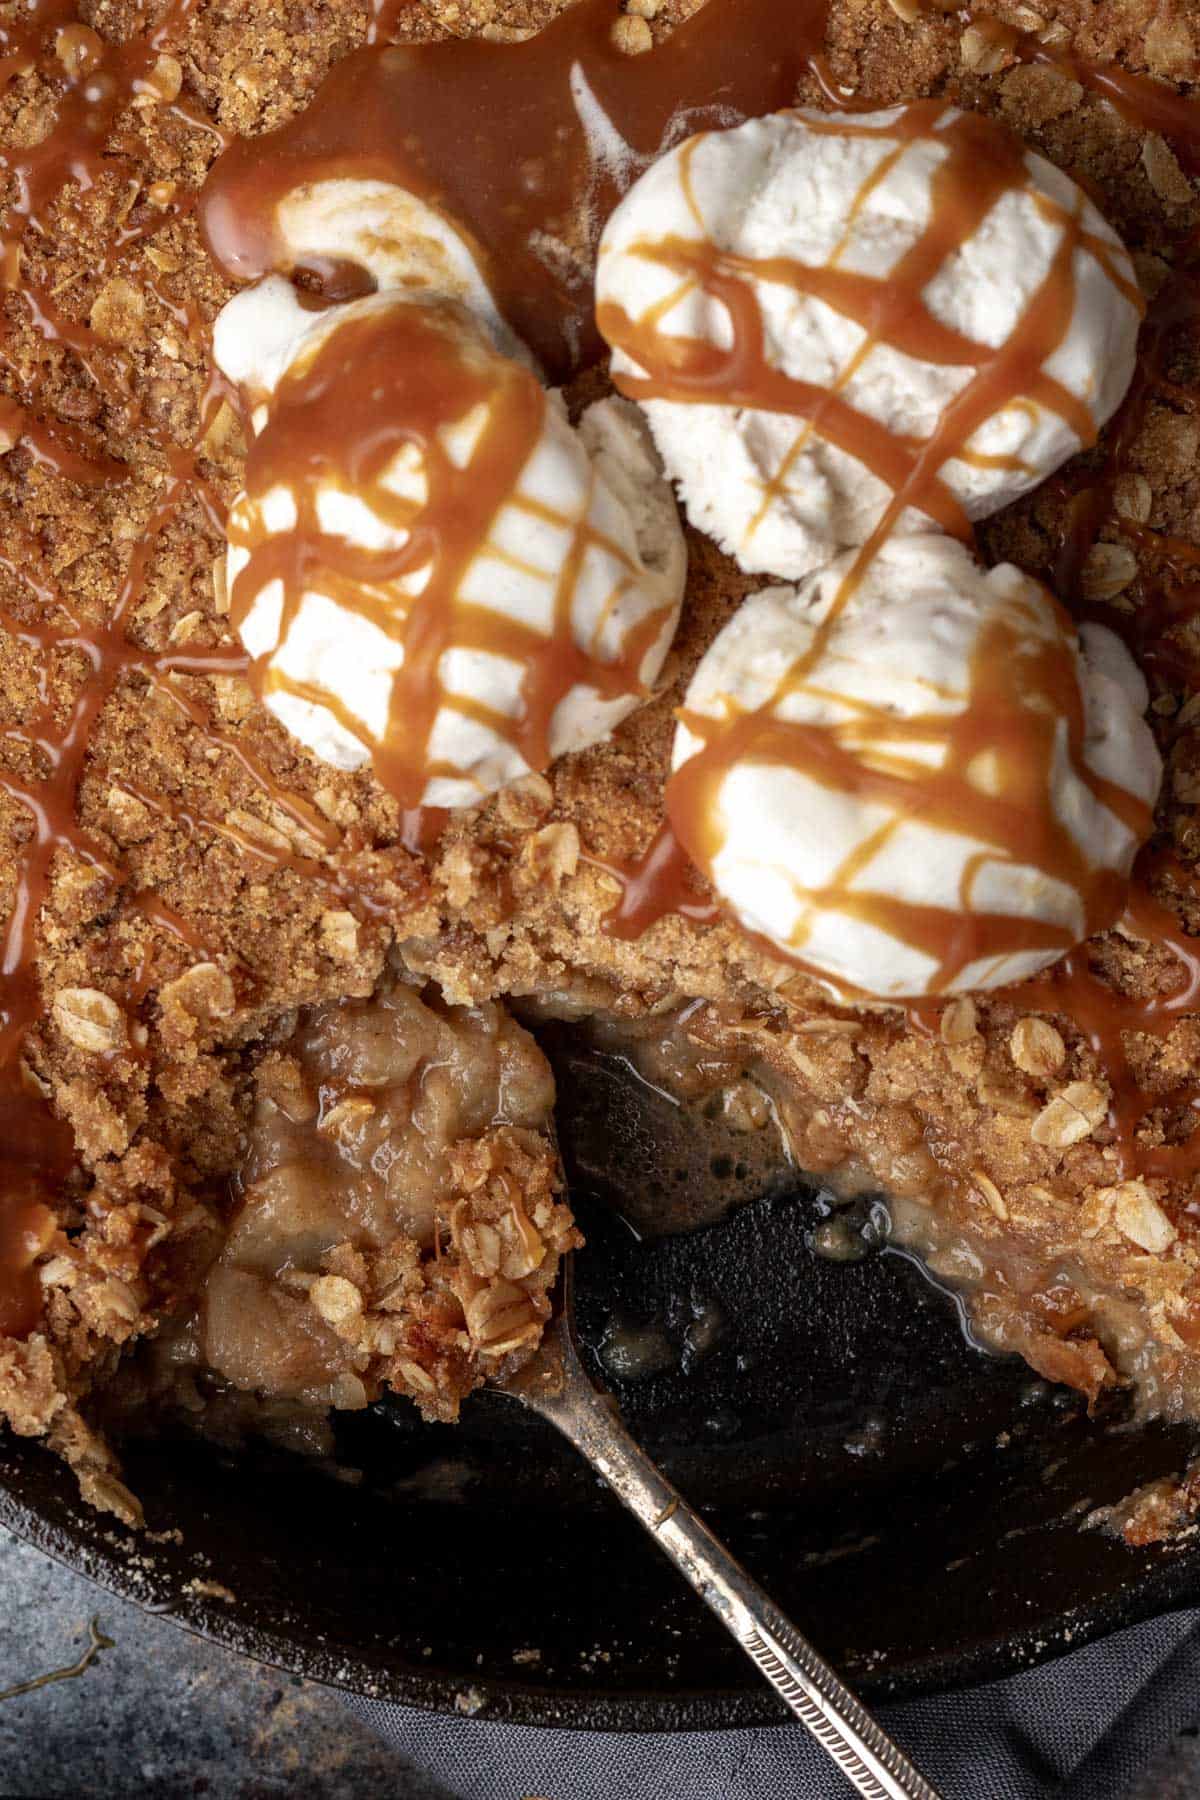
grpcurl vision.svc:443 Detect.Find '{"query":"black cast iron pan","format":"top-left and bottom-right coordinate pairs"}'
top-left (2, 1037), bottom-right (1199, 1730)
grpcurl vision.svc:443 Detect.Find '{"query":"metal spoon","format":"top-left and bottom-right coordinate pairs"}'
top-left (500, 1256), bottom-right (942, 1800)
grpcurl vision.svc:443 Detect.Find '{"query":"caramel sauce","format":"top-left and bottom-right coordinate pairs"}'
top-left (399, 804), bottom-right (450, 857)
top-left (0, 396), bottom-right (123, 487)
top-left (597, 103), bottom-right (1146, 988)
top-left (952, 9), bottom-right (1200, 177)
top-left (597, 16), bottom-right (1200, 945)
top-left (0, 0), bottom-right (394, 1332)
top-left (585, 819), bottom-right (720, 939)
top-left (199, 0), bottom-right (830, 380)
top-left (0, 0), bottom-right (1198, 1327)
top-left (230, 300), bottom-right (674, 807)
top-left (678, 597), bottom-right (1150, 988)
top-left (1013, 853), bottom-right (1200, 1182)
top-left (0, 0), bottom-right (226, 388)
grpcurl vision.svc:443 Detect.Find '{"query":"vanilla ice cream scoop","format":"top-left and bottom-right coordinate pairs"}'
top-left (216, 280), bottom-right (685, 810)
top-left (669, 537), bottom-right (1162, 999)
top-left (597, 102), bottom-right (1142, 581)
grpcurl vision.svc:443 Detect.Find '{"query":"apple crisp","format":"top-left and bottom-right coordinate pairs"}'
top-left (2, 0), bottom-right (1200, 1537)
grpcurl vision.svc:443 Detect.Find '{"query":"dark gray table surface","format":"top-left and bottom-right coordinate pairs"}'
top-left (0, 1522), bottom-right (1197, 1799)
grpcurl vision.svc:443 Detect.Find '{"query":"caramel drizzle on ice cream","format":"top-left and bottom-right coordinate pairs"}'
top-left (670, 596), bottom-right (1150, 992)
top-left (599, 33), bottom-right (1200, 1178)
top-left (198, 0), bottom-right (835, 811)
top-left (597, 103), bottom-right (1147, 989)
top-left (229, 301), bottom-right (674, 808)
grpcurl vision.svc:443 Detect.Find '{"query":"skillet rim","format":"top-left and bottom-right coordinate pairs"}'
top-left (3, 1444), bottom-right (1199, 1732)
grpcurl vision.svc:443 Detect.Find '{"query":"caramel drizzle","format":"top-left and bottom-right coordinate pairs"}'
top-left (949, 8), bottom-right (1200, 178)
top-left (205, 0), bottom-right (1200, 1174)
top-left (0, 0), bottom-right (390, 1333)
top-left (587, 820), bottom-right (720, 939)
top-left (597, 103), bottom-right (1145, 989)
top-left (600, 62), bottom-right (1200, 1173)
top-left (601, 10), bottom-right (1200, 940)
top-left (0, 0), bottom-right (223, 393)
top-left (230, 301), bottom-right (674, 808)
top-left (678, 606), bottom-right (1150, 989)
top-left (1015, 853), bottom-right (1200, 1181)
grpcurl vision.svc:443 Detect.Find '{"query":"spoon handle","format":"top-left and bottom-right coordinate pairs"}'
top-left (527, 1353), bottom-right (942, 1800)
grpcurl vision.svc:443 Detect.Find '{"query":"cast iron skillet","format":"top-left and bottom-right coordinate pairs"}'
top-left (2, 1040), bottom-right (1200, 1730)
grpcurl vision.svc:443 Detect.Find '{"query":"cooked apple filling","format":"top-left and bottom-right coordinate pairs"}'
top-left (177, 978), bottom-right (572, 1421)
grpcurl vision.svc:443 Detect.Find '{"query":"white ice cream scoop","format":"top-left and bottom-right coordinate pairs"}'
top-left (597, 103), bottom-right (1142, 581)
top-left (225, 176), bottom-right (530, 371)
top-left (214, 279), bottom-right (685, 810)
top-left (668, 536), bottom-right (1162, 999)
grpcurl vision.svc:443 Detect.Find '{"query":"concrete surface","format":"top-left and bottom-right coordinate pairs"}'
top-left (0, 1526), bottom-right (452, 1799)
top-left (1, 1521), bottom-right (1197, 1797)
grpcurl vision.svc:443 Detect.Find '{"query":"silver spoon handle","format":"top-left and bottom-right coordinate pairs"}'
top-left (531, 1374), bottom-right (942, 1800)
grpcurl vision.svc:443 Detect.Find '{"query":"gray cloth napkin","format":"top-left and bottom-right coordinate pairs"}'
top-left (346, 1608), bottom-right (1200, 1799)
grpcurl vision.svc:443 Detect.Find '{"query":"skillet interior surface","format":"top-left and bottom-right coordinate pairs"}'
top-left (2, 1046), bottom-right (1200, 1730)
